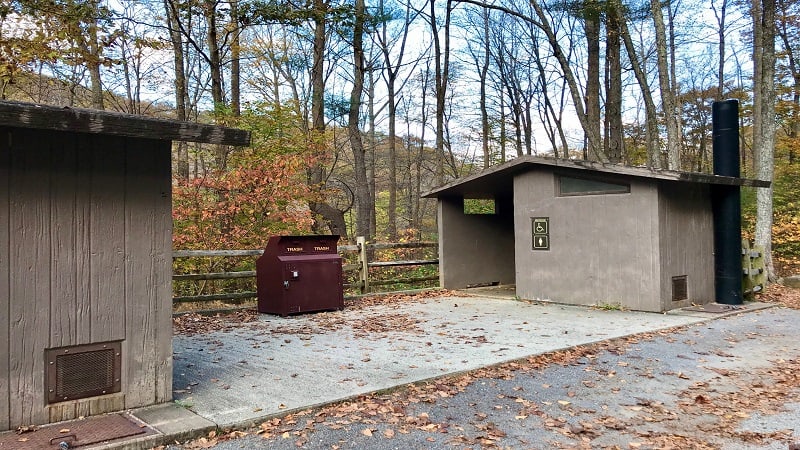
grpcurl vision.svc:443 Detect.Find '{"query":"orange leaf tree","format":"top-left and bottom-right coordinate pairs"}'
top-left (173, 102), bottom-right (316, 251)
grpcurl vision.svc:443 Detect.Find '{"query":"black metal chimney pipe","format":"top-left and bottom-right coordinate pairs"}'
top-left (711, 99), bottom-right (743, 305)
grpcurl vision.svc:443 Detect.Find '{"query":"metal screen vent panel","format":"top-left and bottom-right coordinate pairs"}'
top-left (45, 341), bottom-right (122, 404)
top-left (672, 275), bottom-right (688, 301)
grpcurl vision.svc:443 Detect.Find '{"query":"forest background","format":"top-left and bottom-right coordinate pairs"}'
top-left (0, 0), bottom-right (798, 278)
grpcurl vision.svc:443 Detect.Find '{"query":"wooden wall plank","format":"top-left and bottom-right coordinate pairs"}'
top-left (8, 128), bottom-right (51, 427)
top-left (50, 133), bottom-right (79, 347)
top-left (123, 138), bottom-right (157, 407)
top-left (153, 140), bottom-right (173, 403)
top-left (123, 138), bottom-right (173, 407)
top-left (0, 127), bottom-right (11, 431)
top-left (89, 135), bottom-right (126, 342)
top-left (75, 135), bottom-right (93, 345)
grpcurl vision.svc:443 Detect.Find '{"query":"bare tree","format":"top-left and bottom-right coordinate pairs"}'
top-left (711, 0), bottom-right (729, 99)
top-left (349, 0), bottom-right (371, 240)
top-left (376, 0), bottom-right (419, 238)
top-left (604, 0), bottom-right (623, 162)
top-left (164, 0), bottom-right (190, 178)
top-left (620, 18), bottom-right (660, 167)
top-left (777, 0), bottom-right (799, 162)
top-left (479, 7), bottom-right (491, 167)
top-left (428, 0), bottom-right (453, 184)
top-left (230, 0), bottom-right (241, 116)
top-left (650, 0), bottom-right (681, 169)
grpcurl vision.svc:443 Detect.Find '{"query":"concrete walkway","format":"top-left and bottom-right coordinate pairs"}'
top-left (101, 294), bottom-right (770, 449)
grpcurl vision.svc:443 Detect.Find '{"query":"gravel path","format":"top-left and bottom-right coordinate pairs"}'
top-left (166, 306), bottom-right (800, 450)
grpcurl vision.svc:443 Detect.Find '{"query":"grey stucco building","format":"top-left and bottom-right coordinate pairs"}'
top-left (423, 156), bottom-right (768, 312)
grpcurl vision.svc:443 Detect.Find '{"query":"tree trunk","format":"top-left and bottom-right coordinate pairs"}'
top-left (753, 0), bottom-right (777, 279)
top-left (413, 64), bottom-right (430, 230)
top-left (605, 0), bottom-right (623, 163)
top-left (87, 0), bottom-right (104, 110)
top-left (308, 0), bottom-right (348, 240)
top-left (230, 0), bottom-right (241, 117)
top-left (620, 19), bottom-right (660, 168)
top-left (584, 10), bottom-right (602, 161)
top-left (165, 0), bottom-right (189, 179)
top-left (430, 0), bottom-right (452, 184)
top-left (380, 0), bottom-right (407, 239)
top-left (524, 92), bottom-right (533, 155)
top-left (650, 0), bottom-right (680, 169)
top-left (530, 25), bottom-right (564, 158)
top-left (203, 0), bottom-right (228, 170)
top-left (367, 70), bottom-right (377, 238)
top-left (203, 0), bottom-right (224, 108)
top-left (349, 0), bottom-right (370, 240)
top-left (500, 90), bottom-right (507, 162)
top-left (668, 0), bottom-right (684, 165)
top-left (480, 7), bottom-right (491, 168)
top-left (712, 0), bottom-right (728, 99)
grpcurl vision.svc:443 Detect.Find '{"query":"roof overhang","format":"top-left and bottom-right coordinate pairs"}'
top-left (0, 100), bottom-right (251, 146)
top-left (422, 156), bottom-right (770, 198)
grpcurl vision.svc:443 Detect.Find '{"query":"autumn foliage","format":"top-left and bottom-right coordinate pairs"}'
top-left (172, 103), bottom-right (316, 250)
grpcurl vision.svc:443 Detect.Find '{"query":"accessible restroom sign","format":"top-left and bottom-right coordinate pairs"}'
top-left (532, 217), bottom-right (550, 251)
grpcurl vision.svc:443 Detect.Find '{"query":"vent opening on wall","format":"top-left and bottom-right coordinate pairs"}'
top-left (45, 341), bottom-right (122, 404)
top-left (672, 276), bottom-right (688, 301)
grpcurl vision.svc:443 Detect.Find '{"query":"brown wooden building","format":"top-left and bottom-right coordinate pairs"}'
top-left (0, 101), bottom-right (249, 431)
top-left (423, 156), bottom-right (769, 312)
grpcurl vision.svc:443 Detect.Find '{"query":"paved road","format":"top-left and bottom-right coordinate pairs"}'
top-left (168, 306), bottom-right (800, 450)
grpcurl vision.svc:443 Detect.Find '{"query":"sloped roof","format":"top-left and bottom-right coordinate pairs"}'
top-left (422, 156), bottom-right (770, 198)
top-left (0, 100), bottom-right (250, 146)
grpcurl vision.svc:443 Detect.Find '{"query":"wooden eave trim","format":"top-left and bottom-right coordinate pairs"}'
top-left (0, 101), bottom-right (251, 146)
top-left (422, 156), bottom-right (770, 198)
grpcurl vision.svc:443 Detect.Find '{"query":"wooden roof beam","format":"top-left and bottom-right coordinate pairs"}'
top-left (0, 101), bottom-right (250, 146)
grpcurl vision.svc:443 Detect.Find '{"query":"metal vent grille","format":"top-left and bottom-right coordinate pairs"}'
top-left (672, 275), bottom-right (688, 301)
top-left (46, 341), bottom-right (122, 404)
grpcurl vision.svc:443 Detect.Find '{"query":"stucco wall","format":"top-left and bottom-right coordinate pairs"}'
top-left (438, 195), bottom-right (515, 289)
top-left (513, 169), bottom-right (663, 311)
top-left (657, 182), bottom-right (715, 310)
top-left (0, 127), bottom-right (173, 430)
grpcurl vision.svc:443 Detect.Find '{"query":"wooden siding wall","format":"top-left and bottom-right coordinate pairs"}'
top-left (438, 196), bottom-right (515, 289)
top-left (0, 127), bottom-right (173, 430)
top-left (657, 183), bottom-right (715, 310)
top-left (513, 170), bottom-right (663, 311)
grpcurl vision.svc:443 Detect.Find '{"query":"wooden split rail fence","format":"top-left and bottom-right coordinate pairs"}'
top-left (742, 239), bottom-right (767, 300)
top-left (173, 238), bottom-right (766, 309)
top-left (172, 238), bottom-right (439, 308)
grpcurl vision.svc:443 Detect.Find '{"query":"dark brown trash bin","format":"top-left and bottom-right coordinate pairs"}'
top-left (256, 235), bottom-right (344, 316)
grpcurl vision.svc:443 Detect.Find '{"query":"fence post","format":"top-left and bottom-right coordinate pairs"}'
top-left (357, 236), bottom-right (369, 294)
top-left (742, 239), bottom-right (755, 300)
top-left (750, 244), bottom-right (767, 292)
top-left (742, 239), bottom-right (766, 300)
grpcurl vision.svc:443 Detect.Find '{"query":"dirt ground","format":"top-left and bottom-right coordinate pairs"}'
top-left (165, 285), bottom-right (800, 450)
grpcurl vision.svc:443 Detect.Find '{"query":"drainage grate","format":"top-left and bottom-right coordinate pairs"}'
top-left (45, 341), bottom-right (122, 404)
top-left (672, 275), bottom-right (688, 301)
top-left (0, 414), bottom-right (151, 449)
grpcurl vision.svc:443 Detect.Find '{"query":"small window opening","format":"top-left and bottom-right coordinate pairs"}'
top-left (558, 175), bottom-right (630, 196)
top-left (464, 197), bottom-right (496, 214)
